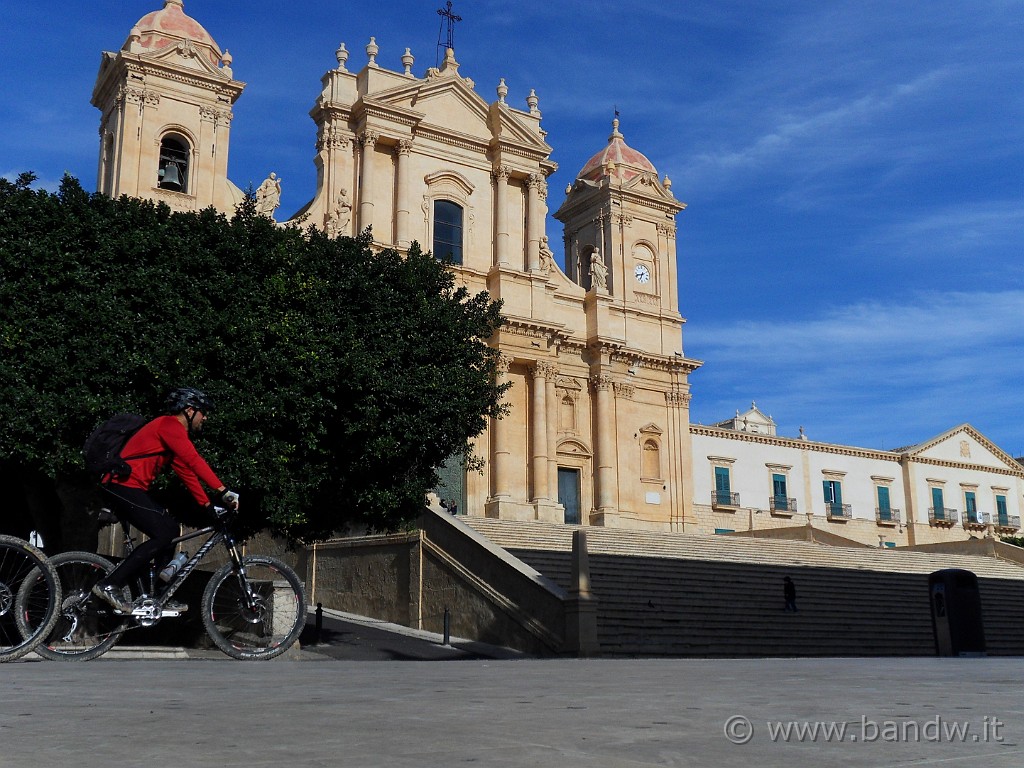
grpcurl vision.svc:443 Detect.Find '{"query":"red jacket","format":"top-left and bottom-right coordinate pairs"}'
top-left (111, 415), bottom-right (223, 506)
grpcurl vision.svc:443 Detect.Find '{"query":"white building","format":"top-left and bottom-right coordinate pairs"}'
top-left (692, 404), bottom-right (1023, 546)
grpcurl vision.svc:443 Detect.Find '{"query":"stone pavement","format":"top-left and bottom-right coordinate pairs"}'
top-left (3, 613), bottom-right (1024, 767)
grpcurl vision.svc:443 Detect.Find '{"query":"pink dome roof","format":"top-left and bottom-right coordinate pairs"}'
top-left (578, 119), bottom-right (658, 183)
top-left (127, 0), bottom-right (222, 66)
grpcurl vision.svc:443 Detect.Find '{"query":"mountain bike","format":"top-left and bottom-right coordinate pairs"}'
top-left (1, 534), bottom-right (61, 662)
top-left (19, 508), bottom-right (307, 661)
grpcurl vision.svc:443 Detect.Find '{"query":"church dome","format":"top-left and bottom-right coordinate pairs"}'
top-left (578, 118), bottom-right (659, 183)
top-left (125, 0), bottom-right (222, 66)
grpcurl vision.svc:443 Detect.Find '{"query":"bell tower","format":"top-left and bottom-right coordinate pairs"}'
top-left (91, 0), bottom-right (244, 215)
top-left (553, 118), bottom-right (687, 356)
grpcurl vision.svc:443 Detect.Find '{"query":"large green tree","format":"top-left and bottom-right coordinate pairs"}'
top-left (0, 174), bottom-right (507, 548)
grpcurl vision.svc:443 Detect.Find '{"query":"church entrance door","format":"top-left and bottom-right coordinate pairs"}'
top-left (558, 468), bottom-right (582, 524)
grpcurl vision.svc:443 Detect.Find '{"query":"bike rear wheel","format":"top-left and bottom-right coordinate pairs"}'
top-left (201, 555), bottom-right (306, 660)
top-left (1, 534), bottom-right (60, 662)
top-left (20, 551), bottom-right (129, 662)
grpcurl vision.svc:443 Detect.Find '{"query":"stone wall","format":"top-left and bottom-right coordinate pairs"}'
top-left (305, 510), bottom-right (574, 655)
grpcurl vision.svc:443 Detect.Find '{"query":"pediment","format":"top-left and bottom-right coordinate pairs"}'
top-left (138, 39), bottom-right (227, 79)
top-left (557, 438), bottom-right (592, 457)
top-left (619, 171), bottom-right (679, 203)
top-left (903, 424), bottom-right (1022, 472)
top-left (488, 103), bottom-right (552, 154)
top-left (375, 76), bottom-right (493, 142)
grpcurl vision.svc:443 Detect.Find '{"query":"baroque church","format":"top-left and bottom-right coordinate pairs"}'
top-left (92, 1), bottom-right (1023, 549)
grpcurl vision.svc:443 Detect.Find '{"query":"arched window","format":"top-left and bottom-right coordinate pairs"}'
top-left (432, 199), bottom-right (463, 264)
top-left (157, 134), bottom-right (190, 193)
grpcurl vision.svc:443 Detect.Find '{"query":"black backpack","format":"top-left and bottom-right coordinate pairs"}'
top-left (82, 413), bottom-right (163, 481)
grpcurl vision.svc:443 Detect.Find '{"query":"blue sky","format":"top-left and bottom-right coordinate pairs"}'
top-left (4, 1), bottom-right (1023, 456)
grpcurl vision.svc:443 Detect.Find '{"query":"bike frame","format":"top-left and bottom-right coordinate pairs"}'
top-left (115, 513), bottom-right (250, 616)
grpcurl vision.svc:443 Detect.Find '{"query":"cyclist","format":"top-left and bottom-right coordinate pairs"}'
top-left (91, 387), bottom-right (239, 613)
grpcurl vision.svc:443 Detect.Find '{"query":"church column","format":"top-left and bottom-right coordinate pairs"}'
top-left (198, 106), bottom-right (221, 209)
top-left (358, 130), bottom-right (379, 235)
top-left (591, 373), bottom-right (618, 517)
top-left (117, 87), bottom-right (148, 197)
top-left (546, 364), bottom-right (559, 506)
top-left (666, 386), bottom-right (696, 530)
top-left (490, 354), bottom-right (513, 501)
top-left (525, 173), bottom-right (545, 271)
top-left (395, 139), bottom-right (413, 247)
top-left (530, 361), bottom-right (556, 502)
top-left (492, 165), bottom-right (511, 266)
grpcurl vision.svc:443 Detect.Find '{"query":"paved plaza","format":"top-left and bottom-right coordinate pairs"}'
top-left (3, 659), bottom-right (1021, 768)
top-left (3, 612), bottom-right (1024, 768)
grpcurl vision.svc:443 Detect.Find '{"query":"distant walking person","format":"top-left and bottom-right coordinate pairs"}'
top-left (783, 576), bottom-right (798, 612)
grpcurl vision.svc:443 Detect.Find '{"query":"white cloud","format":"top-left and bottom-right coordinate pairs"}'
top-left (688, 291), bottom-right (1024, 450)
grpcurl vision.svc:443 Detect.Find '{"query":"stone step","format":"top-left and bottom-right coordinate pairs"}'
top-left (464, 517), bottom-right (1024, 580)
top-left (458, 518), bottom-right (1024, 656)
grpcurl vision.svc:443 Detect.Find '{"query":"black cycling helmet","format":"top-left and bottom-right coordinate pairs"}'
top-left (164, 387), bottom-right (215, 416)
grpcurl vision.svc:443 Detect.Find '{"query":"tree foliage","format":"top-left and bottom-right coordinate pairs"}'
top-left (0, 173), bottom-right (507, 545)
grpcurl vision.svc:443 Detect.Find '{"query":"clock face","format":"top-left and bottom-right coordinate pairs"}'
top-left (634, 264), bottom-right (651, 284)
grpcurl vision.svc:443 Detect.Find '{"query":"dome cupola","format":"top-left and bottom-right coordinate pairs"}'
top-left (577, 118), bottom-right (659, 183)
top-left (124, 0), bottom-right (223, 67)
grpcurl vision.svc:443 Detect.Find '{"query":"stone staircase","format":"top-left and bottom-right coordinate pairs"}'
top-left (462, 518), bottom-right (1024, 657)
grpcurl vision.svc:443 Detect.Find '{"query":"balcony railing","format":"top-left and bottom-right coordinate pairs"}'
top-left (994, 515), bottom-right (1021, 531)
top-left (769, 496), bottom-right (797, 515)
top-left (826, 503), bottom-right (852, 520)
top-left (928, 507), bottom-right (959, 526)
top-left (875, 508), bottom-right (901, 525)
top-left (963, 511), bottom-right (988, 529)
top-left (712, 490), bottom-right (740, 509)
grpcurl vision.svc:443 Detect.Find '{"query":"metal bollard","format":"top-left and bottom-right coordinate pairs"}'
top-left (443, 606), bottom-right (451, 646)
top-left (315, 602), bottom-right (323, 645)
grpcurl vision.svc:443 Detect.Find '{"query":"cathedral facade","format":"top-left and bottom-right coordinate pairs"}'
top-left (92, 2), bottom-right (1023, 544)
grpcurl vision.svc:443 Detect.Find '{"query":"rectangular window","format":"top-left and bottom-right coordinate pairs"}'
top-left (997, 494), bottom-right (1008, 526)
top-left (714, 466), bottom-right (732, 505)
top-left (931, 487), bottom-right (945, 521)
top-left (772, 473), bottom-right (789, 511)
top-left (823, 479), bottom-right (843, 516)
top-left (877, 486), bottom-right (891, 520)
top-left (965, 491), bottom-right (977, 523)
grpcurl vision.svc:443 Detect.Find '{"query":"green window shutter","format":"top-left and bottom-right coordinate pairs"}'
top-left (823, 480), bottom-right (832, 503)
top-left (772, 473), bottom-right (787, 498)
top-left (715, 466), bottom-right (731, 494)
top-left (931, 487), bottom-right (944, 519)
top-left (997, 494), bottom-right (1008, 525)
top-left (877, 486), bottom-right (891, 516)
top-left (965, 491), bottom-right (977, 522)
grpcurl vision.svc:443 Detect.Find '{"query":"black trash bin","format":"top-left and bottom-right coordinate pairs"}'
top-left (929, 569), bottom-right (986, 657)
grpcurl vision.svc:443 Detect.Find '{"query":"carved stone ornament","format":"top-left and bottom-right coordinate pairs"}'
top-left (614, 382), bottom-right (635, 399)
top-left (531, 360), bottom-right (558, 379)
top-left (590, 374), bottom-right (614, 391)
top-left (491, 165), bottom-right (512, 181)
top-left (666, 389), bottom-right (692, 407)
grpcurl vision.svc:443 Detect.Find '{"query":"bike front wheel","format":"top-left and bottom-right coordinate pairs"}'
top-left (20, 551), bottom-right (129, 662)
top-left (201, 555), bottom-right (306, 660)
top-left (1, 535), bottom-right (60, 662)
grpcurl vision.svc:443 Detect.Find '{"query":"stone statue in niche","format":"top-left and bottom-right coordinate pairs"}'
top-left (589, 248), bottom-right (608, 293)
top-left (538, 235), bottom-right (555, 273)
top-left (325, 189), bottom-right (352, 238)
